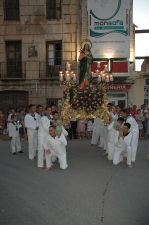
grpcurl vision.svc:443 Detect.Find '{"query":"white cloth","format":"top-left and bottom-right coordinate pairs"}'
top-left (107, 121), bottom-right (116, 160)
top-left (38, 116), bottom-right (51, 167)
top-left (87, 120), bottom-right (93, 132)
top-left (25, 113), bottom-right (39, 159)
top-left (91, 118), bottom-right (103, 145)
top-left (113, 131), bottom-right (132, 166)
top-left (11, 137), bottom-right (21, 153)
top-left (62, 125), bottom-right (68, 136)
top-left (110, 112), bottom-right (118, 121)
top-left (126, 116), bottom-right (139, 162)
top-left (43, 133), bottom-right (68, 170)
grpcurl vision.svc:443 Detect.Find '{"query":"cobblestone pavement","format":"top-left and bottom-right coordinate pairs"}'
top-left (0, 138), bottom-right (149, 225)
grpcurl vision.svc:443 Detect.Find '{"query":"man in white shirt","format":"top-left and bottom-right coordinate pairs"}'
top-left (25, 104), bottom-right (39, 160)
top-left (36, 104), bottom-right (44, 123)
top-left (38, 106), bottom-right (52, 169)
top-left (43, 126), bottom-right (68, 170)
top-left (120, 109), bottom-right (139, 162)
top-left (107, 117), bottom-right (124, 161)
top-left (113, 123), bottom-right (133, 168)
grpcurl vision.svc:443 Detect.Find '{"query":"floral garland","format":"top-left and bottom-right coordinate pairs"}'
top-left (63, 84), bottom-right (104, 114)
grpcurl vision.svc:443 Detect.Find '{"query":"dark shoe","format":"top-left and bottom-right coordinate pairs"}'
top-left (12, 152), bottom-right (16, 155)
top-left (74, 137), bottom-right (78, 139)
top-left (18, 150), bottom-right (24, 153)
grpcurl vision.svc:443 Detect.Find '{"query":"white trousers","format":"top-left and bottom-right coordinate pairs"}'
top-left (45, 150), bottom-right (68, 170)
top-left (27, 132), bottom-right (37, 160)
top-left (38, 136), bottom-right (45, 167)
top-left (11, 136), bottom-right (21, 153)
top-left (91, 126), bottom-right (100, 145)
top-left (107, 142), bottom-right (115, 161)
top-left (113, 146), bottom-right (132, 166)
top-left (131, 131), bottom-right (139, 162)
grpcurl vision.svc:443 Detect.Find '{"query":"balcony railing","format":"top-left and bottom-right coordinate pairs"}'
top-left (0, 62), bottom-right (26, 79)
top-left (39, 61), bottom-right (63, 79)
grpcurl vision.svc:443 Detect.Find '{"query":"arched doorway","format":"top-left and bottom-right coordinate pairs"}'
top-left (0, 91), bottom-right (29, 114)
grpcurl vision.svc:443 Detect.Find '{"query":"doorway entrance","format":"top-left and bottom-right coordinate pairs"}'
top-left (0, 91), bottom-right (29, 114)
top-left (107, 92), bottom-right (127, 108)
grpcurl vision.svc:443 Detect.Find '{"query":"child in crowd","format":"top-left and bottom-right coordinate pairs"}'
top-left (86, 119), bottom-right (93, 139)
top-left (9, 115), bottom-right (23, 155)
top-left (77, 119), bottom-right (86, 139)
top-left (135, 109), bottom-right (144, 139)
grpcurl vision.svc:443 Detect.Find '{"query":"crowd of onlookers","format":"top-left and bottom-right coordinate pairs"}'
top-left (0, 103), bottom-right (149, 142)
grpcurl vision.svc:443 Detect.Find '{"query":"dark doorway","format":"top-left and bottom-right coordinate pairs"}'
top-left (0, 91), bottom-right (29, 114)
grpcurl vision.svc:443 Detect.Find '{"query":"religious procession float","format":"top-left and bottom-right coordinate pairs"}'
top-left (59, 39), bottom-right (114, 125)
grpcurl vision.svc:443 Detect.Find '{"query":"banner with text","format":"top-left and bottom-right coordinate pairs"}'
top-left (87, 0), bottom-right (130, 58)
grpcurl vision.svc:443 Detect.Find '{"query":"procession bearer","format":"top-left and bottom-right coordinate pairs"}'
top-left (9, 115), bottom-right (23, 155)
top-left (37, 106), bottom-right (52, 169)
top-left (25, 104), bottom-right (39, 160)
top-left (120, 109), bottom-right (139, 162)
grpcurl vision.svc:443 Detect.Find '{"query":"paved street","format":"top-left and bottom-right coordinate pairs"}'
top-left (0, 138), bottom-right (149, 225)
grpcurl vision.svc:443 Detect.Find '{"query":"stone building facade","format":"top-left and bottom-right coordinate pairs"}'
top-left (0, 0), bottom-right (82, 112)
top-left (0, 0), bottom-right (136, 113)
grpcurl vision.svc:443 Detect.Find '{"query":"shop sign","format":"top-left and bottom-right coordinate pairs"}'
top-left (107, 84), bottom-right (131, 90)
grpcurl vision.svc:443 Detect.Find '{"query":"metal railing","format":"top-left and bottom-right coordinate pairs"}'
top-left (0, 62), bottom-right (26, 79)
top-left (39, 61), bottom-right (63, 79)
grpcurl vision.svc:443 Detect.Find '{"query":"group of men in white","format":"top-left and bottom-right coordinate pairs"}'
top-left (9, 104), bottom-right (68, 170)
top-left (9, 102), bottom-right (139, 170)
top-left (91, 104), bottom-right (139, 168)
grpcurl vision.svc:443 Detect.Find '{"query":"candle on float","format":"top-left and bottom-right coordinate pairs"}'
top-left (97, 75), bottom-right (101, 82)
top-left (66, 73), bottom-right (70, 81)
top-left (106, 75), bottom-right (109, 82)
top-left (91, 72), bottom-right (93, 77)
top-left (70, 71), bottom-right (74, 78)
top-left (96, 70), bottom-right (99, 76)
top-left (59, 73), bottom-right (63, 81)
top-left (110, 75), bottom-right (114, 81)
top-left (73, 74), bottom-right (76, 81)
top-left (102, 74), bottom-right (105, 81)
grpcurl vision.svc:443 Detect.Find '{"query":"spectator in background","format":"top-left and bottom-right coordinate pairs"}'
top-left (36, 104), bottom-right (44, 123)
top-left (145, 108), bottom-right (149, 139)
top-left (19, 110), bottom-right (25, 140)
top-left (0, 109), bottom-right (5, 141)
top-left (141, 104), bottom-right (148, 138)
top-left (107, 103), bottom-right (113, 113)
top-left (116, 105), bottom-right (123, 117)
top-left (130, 105), bottom-right (138, 118)
top-left (51, 104), bottom-right (57, 113)
top-left (6, 108), bottom-right (12, 134)
top-left (135, 109), bottom-right (144, 139)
